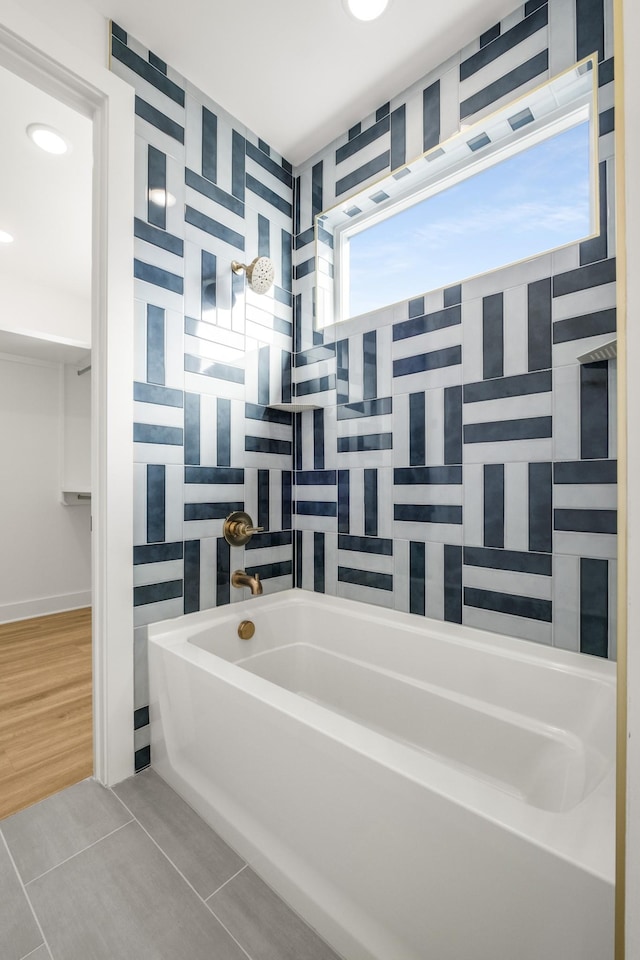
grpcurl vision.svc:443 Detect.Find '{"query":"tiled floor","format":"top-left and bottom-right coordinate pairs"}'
top-left (0, 769), bottom-right (341, 960)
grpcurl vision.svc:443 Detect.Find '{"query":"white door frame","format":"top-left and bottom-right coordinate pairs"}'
top-left (0, 4), bottom-right (135, 786)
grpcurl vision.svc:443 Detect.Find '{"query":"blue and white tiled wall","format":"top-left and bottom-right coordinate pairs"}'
top-left (110, 23), bottom-right (295, 769)
top-left (292, 0), bottom-right (617, 657)
top-left (111, 0), bottom-right (617, 769)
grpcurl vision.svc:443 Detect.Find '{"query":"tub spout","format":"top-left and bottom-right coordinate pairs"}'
top-left (231, 569), bottom-right (263, 596)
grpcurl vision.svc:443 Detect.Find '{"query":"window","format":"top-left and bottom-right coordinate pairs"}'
top-left (315, 58), bottom-right (598, 328)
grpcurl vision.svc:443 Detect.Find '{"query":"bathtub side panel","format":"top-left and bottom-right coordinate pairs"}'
top-left (149, 641), bottom-right (613, 960)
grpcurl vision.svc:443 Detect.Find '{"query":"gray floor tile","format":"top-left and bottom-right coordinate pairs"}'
top-left (2, 779), bottom-right (132, 883)
top-left (27, 820), bottom-right (249, 960)
top-left (114, 768), bottom-right (245, 898)
top-left (0, 839), bottom-right (43, 960)
top-left (208, 866), bottom-right (342, 960)
top-left (20, 947), bottom-right (50, 960)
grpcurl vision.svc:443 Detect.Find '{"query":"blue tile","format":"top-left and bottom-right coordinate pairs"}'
top-left (335, 152), bottom-right (390, 197)
top-left (577, 0), bottom-right (605, 60)
top-left (410, 542), bottom-right (426, 615)
top-left (483, 463), bottom-right (504, 548)
top-left (147, 146), bottom-right (166, 230)
top-left (145, 305), bottom-right (165, 386)
top-left (580, 558), bottom-right (609, 656)
top-left (134, 423), bottom-right (183, 445)
top-left (338, 534), bottom-right (393, 555)
top-left (423, 80), bottom-right (440, 152)
top-left (464, 587), bottom-right (552, 621)
top-left (135, 96), bottom-right (184, 143)
top-left (146, 464), bottom-right (165, 544)
top-left (444, 544), bottom-right (463, 624)
top-left (580, 361), bottom-right (609, 459)
top-left (463, 417), bottom-right (551, 443)
top-left (134, 580), bottom-right (182, 606)
top-left (184, 540), bottom-right (200, 614)
top-left (529, 462), bottom-right (552, 553)
top-left (185, 169), bottom-right (245, 217)
top-left (460, 50), bottom-right (549, 120)
top-left (112, 38), bottom-right (185, 106)
top-left (338, 567), bottom-right (392, 591)
top-left (185, 205), bottom-right (244, 251)
top-left (134, 218), bottom-right (184, 256)
top-left (460, 6), bottom-right (548, 81)
top-left (134, 260), bottom-right (184, 295)
top-left (134, 382), bottom-right (183, 406)
top-left (246, 174), bottom-right (292, 217)
top-left (553, 509), bottom-right (616, 534)
top-left (336, 116), bottom-right (390, 164)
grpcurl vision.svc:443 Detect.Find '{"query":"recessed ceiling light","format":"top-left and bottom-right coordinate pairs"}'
top-left (344, 0), bottom-right (390, 21)
top-left (0, 230), bottom-right (14, 244)
top-left (148, 188), bottom-right (177, 208)
top-left (26, 123), bottom-right (70, 155)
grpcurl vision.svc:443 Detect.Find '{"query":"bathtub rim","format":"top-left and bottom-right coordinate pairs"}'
top-left (148, 587), bottom-right (616, 883)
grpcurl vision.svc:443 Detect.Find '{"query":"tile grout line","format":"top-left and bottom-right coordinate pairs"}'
top-left (112, 791), bottom-right (256, 960)
top-left (205, 863), bottom-right (248, 901)
top-left (19, 945), bottom-right (51, 960)
top-left (0, 832), bottom-right (55, 960)
top-left (24, 818), bottom-right (135, 886)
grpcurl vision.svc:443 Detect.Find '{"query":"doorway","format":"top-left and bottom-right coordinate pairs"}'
top-left (0, 63), bottom-right (93, 815)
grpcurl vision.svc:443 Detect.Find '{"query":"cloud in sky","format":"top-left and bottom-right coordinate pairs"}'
top-left (348, 122), bottom-right (592, 317)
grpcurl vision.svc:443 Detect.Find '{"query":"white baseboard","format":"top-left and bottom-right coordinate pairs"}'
top-left (0, 591), bottom-right (92, 624)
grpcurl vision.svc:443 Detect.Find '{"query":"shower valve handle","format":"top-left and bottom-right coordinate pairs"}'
top-left (223, 511), bottom-right (264, 546)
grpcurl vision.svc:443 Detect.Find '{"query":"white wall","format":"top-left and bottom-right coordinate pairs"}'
top-left (0, 355), bottom-right (91, 621)
top-left (63, 361), bottom-right (91, 491)
top-left (0, 273), bottom-right (91, 347)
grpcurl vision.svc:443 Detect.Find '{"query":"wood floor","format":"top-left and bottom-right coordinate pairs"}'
top-left (0, 608), bottom-right (92, 819)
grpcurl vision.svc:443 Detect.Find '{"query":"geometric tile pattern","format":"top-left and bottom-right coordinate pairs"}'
top-left (113, 0), bottom-right (616, 770)
top-left (111, 23), bottom-right (295, 768)
top-left (292, 0), bottom-right (617, 661)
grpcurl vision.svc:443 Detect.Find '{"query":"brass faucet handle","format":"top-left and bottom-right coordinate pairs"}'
top-left (223, 511), bottom-right (265, 546)
top-left (241, 522), bottom-right (264, 536)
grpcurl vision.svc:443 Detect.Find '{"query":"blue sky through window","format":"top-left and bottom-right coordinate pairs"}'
top-left (348, 122), bottom-right (592, 318)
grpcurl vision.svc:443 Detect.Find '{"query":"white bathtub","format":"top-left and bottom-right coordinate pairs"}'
top-left (148, 588), bottom-right (615, 960)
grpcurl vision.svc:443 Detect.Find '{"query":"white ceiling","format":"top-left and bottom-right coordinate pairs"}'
top-left (0, 63), bottom-right (93, 302)
top-left (85, 0), bottom-right (519, 165)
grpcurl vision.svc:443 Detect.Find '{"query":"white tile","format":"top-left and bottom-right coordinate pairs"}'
top-left (553, 331), bottom-right (616, 368)
top-left (394, 519), bottom-right (463, 545)
top-left (392, 392), bottom-right (410, 465)
top-left (183, 370), bottom-right (245, 402)
top-left (504, 461), bottom-right (530, 552)
top-left (461, 296), bottom-right (484, 384)
top-left (134, 401), bottom-right (183, 428)
top-left (463, 437), bottom-right (552, 464)
top-left (133, 463), bottom-right (148, 546)
top-left (463, 254), bottom-right (552, 300)
top-left (463, 565), bottom-right (552, 601)
top-left (463, 390), bottom-right (551, 424)
top-left (166, 464), bottom-right (185, 543)
top-left (463, 605), bottom-right (552, 645)
top-left (134, 596), bottom-right (183, 627)
top-left (503, 284), bottom-right (529, 377)
top-left (548, 0), bottom-right (577, 75)
top-left (439, 65), bottom-right (461, 144)
top-left (134, 441), bottom-right (184, 465)
top-left (552, 281), bottom-right (616, 321)
top-left (463, 463), bottom-right (483, 546)
top-left (377, 467), bottom-right (394, 539)
top-left (553, 363), bottom-right (580, 460)
top-left (554, 483), bottom-right (617, 511)
top-left (552, 243), bottom-right (580, 274)
top-left (553, 531), bottom-right (617, 560)
top-left (426, 387), bottom-right (445, 466)
top-left (134, 626), bottom-right (149, 710)
top-left (198, 537), bottom-right (219, 611)
top-left (553, 554), bottom-right (580, 652)
top-left (325, 533), bottom-right (339, 596)
top-left (459, 28), bottom-right (548, 102)
top-left (134, 559), bottom-right (183, 587)
top-left (337, 580), bottom-right (395, 609)
top-left (393, 538), bottom-right (410, 614)
top-left (394, 484), bottom-right (463, 506)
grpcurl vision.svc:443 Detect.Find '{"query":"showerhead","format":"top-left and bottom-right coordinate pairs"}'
top-left (231, 256), bottom-right (275, 295)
